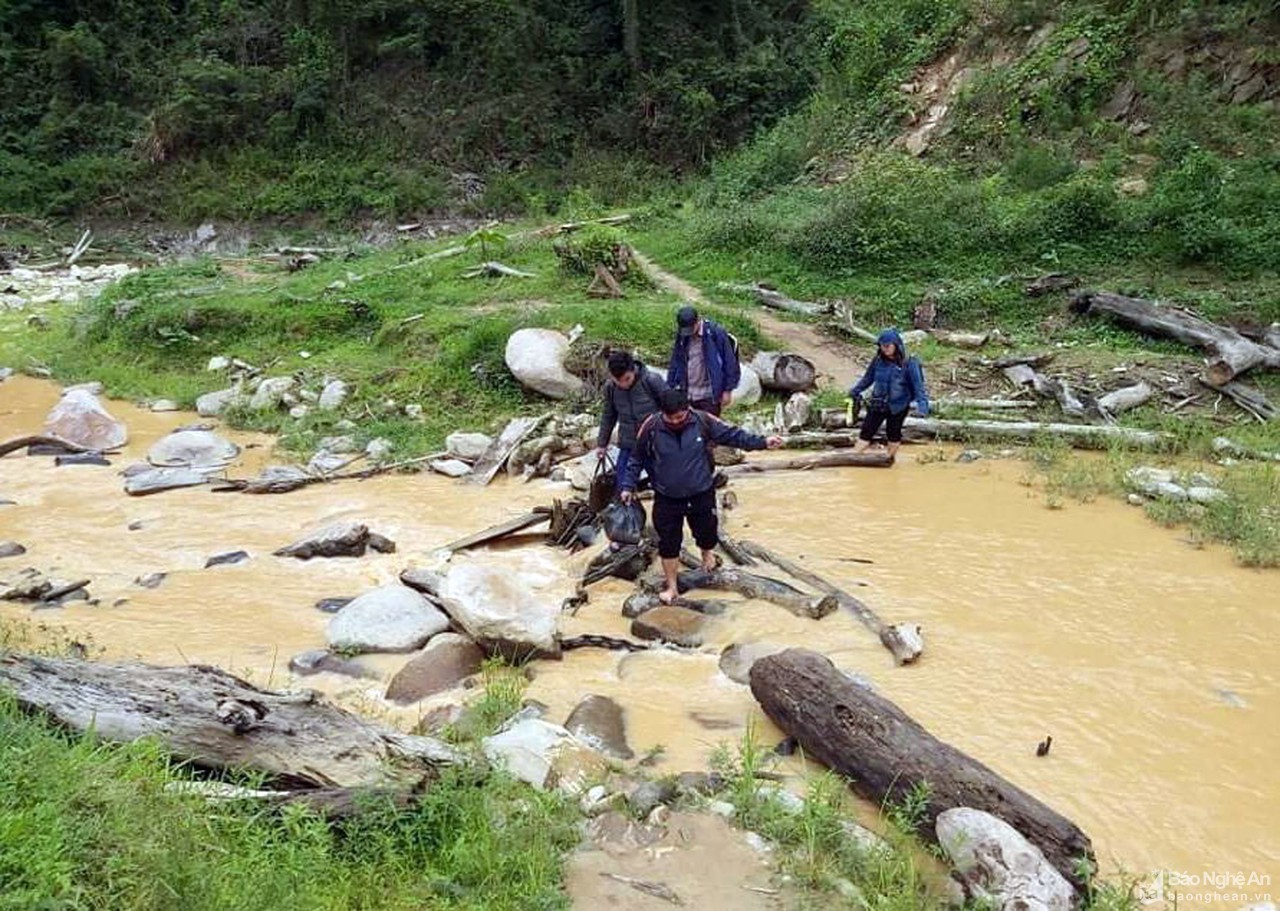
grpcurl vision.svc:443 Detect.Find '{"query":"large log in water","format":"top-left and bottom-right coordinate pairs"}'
top-left (749, 649), bottom-right (1093, 888)
top-left (736, 539), bottom-right (922, 664)
top-left (0, 656), bottom-right (465, 789)
top-left (1072, 291), bottom-right (1280, 386)
top-left (664, 566), bottom-right (838, 619)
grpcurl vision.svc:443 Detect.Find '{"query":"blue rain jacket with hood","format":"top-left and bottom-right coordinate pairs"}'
top-left (849, 328), bottom-right (930, 416)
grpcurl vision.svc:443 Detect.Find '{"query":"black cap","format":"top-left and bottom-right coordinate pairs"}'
top-left (677, 305), bottom-right (699, 337)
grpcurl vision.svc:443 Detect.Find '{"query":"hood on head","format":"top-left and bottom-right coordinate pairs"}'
top-left (877, 328), bottom-right (906, 358)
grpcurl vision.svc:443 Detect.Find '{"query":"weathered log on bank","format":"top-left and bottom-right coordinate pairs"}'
top-left (1072, 290), bottom-right (1280, 386)
top-left (718, 282), bottom-right (828, 317)
top-left (749, 649), bottom-right (1094, 889)
top-left (0, 655), bottom-right (466, 789)
top-left (902, 417), bottom-right (1169, 449)
top-left (721, 449), bottom-right (894, 474)
top-left (736, 539), bottom-right (922, 664)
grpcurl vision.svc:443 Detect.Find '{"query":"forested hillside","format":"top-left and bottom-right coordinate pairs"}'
top-left (0, 0), bottom-right (820, 216)
top-left (1, 0), bottom-right (1277, 278)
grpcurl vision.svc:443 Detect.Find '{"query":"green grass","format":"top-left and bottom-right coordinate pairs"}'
top-left (709, 725), bottom-right (1142, 910)
top-left (0, 622), bottom-right (577, 911)
top-left (1026, 441), bottom-right (1280, 567)
top-left (0, 223), bottom-right (766, 458)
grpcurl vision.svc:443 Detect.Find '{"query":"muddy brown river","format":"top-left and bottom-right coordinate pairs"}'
top-left (2, 375), bottom-right (1276, 903)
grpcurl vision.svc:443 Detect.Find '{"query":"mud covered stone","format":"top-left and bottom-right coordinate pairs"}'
top-left (385, 633), bottom-right (484, 704)
top-left (565, 694), bottom-right (634, 760)
top-left (630, 605), bottom-right (707, 648)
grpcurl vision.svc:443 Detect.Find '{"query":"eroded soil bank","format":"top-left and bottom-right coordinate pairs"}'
top-left (1, 375), bottom-right (1276, 901)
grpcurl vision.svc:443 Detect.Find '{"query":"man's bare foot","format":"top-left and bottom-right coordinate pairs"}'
top-left (658, 588), bottom-right (678, 605)
top-left (701, 552), bottom-right (717, 572)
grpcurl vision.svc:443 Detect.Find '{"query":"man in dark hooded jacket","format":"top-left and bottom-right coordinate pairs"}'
top-left (667, 305), bottom-right (741, 415)
top-left (596, 350), bottom-right (667, 485)
top-left (849, 328), bottom-right (930, 460)
top-left (621, 388), bottom-right (782, 604)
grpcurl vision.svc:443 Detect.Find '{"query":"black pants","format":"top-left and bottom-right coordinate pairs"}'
top-left (653, 489), bottom-right (718, 559)
top-left (859, 406), bottom-right (908, 443)
top-left (691, 397), bottom-right (721, 416)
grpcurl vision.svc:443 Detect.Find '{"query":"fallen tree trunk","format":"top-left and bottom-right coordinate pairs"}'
top-left (1003, 364), bottom-right (1086, 418)
top-left (930, 329), bottom-right (990, 349)
top-left (1200, 377), bottom-right (1276, 422)
top-left (217, 452), bottom-right (446, 494)
top-left (1095, 382), bottom-right (1153, 418)
top-left (902, 417), bottom-right (1170, 449)
top-left (666, 566), bottom-right (838, 619)
top-left (933, 398), bottom-right (1037, 412)
top-left (1072, 290), bottom-right (1280, 386)
top-left (440, 510), bottom-right (551, 553)
top-left (0, 656), bottom-right (465, 789)
top-left (737, 540), bottom-right (921, 664)
top-left (750, 649), bottom-right (1094, 889)
top-left (721, 450), bottom-right (895, 474)
top-left (0, 434), bottom-right (100, 458)
top-left (166, 780), bottom-right (423, 820)
top-left (462, 261), bottom-right (535, 279)
top-left (719, 282), bottom-right (827, 317)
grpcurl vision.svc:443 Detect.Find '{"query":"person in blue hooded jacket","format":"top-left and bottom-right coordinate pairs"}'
top-left (667, 305), bottom-right (741, 415)
top-left (849, 328), bottom-right (930, 460)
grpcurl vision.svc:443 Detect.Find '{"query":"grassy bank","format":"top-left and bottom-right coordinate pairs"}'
top-left (0, 617), bottom-right (985, 911)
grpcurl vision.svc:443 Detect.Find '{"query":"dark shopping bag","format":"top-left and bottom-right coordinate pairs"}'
top-left (588, 455), bottom-right (617, 513)
top-left (600, 498), bottom-right (647, 545)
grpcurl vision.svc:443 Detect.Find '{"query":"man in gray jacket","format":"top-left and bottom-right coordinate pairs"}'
top-left (596, 351), bottom-right (667, 486)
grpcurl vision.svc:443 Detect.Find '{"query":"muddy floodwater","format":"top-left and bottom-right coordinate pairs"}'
top-left (2, 375), bottom-right (1277, 901)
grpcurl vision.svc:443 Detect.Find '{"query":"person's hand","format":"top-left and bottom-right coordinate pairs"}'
top-left (720, 390), bottom-right (733, 407)
top-left (765, 435), bottom-right (784, 449)
top-left (619, 489), bottom-right (634, 504)
top-left (595, 446), bottom-right (607, 460)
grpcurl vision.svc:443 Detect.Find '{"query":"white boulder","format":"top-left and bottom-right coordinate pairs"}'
top-left (504, 328), bottom-right (584, 399)
top-left (730, 364), bottom-right (762, 406)
top-left (936, 807), bottom-right (1076, 911)
top-left (437, 563), bottom-right (560, 658)
top-left (318, 379), bottom-right (349, 410)
top-left (446, 432), bottom-right (493, 461)
top-left (249, 376), bottom-right (295, 410)
top-left (326, 585), bottom-right (450, 654)
top-left (43, 389), bottom-right (127, 450)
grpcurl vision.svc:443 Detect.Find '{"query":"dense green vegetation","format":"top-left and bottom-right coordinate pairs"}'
top-left (0, 0), bottom-right (820, 218)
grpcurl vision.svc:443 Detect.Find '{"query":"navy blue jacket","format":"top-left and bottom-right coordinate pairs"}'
top-left (621, 411), bottom-right (766, 498)
top-left (849, 328), bottom-right (930, 416)
top-left (667, 319), bottom-right (741, 403)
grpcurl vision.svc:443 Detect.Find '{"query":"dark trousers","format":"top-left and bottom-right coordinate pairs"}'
top-left (859, 406), bottom-right (908, 443)
top-left (653, 489), bottom-right (718, 559)
top-left (691, 397), bottom-right (721, 416)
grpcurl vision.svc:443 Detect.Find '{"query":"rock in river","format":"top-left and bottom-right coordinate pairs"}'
top-left (436, 563), bottom-right (561, 659)
top-left (936, 807), bottom-right (1076, 911)
top-left (718, 642), bottom-right (787, 685)
top-left (326, 584), bottom-right (450, 654)
top-left (564, 694), bottom-right (634, 760)
top-left (0, 542), bottom-right (27, 559)
top-left (385, 633), bottom-right (485, 704)
top-left (288, 649), bottom-right (378, 680)
top-left (445, 431), bottom-right (493, 461)
top-left (205, 550), bottom-right (250, 568)
top-left (630, 605), bottom-right (708, 648)
top-left (43, 388), bottom-right (127, 450)
top-left (148, 429), bottom-right (240, 469)
top-left (274, 521), bottom-right (396, 560)
top-left (482, 719), bottom-right (605, 794)
top-left (124, 468), bottom-right (210, 496)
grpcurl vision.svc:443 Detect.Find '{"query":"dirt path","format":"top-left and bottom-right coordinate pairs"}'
top-left (631, 250), bottom-right (861, 388)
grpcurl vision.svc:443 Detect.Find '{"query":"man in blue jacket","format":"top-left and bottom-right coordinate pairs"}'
top-left (848, 328), bottom-right (930, 461)
top-left (621, 388), bottom-right (782, 604)
top-left (667, 305), bottom-right (741, 415)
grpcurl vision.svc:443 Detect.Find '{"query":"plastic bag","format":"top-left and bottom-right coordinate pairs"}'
top-left (600, 498), bottom-right (647, 546)
top-left (588, 456), bottom-right (617, 514)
